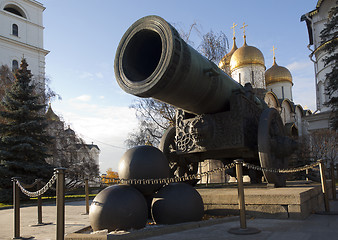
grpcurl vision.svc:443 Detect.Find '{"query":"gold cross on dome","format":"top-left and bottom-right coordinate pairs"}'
top-left (240, 22), bottom-right (248, 36)
top-left (271, 45), bottom-right (277, 59)
top-left (231, 23), bottom-right (237, 37)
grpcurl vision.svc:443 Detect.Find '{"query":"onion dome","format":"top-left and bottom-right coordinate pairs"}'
top-left (218, 37), bottom-right (238, 70)
top-left (45, 103), bottom-right (60, 121)
top-left (65, 125), bottom-right (75, 135)
top-left (229, 36), bottom-right (265, 71)
top-left (265, 57), bottom-right (293, 86)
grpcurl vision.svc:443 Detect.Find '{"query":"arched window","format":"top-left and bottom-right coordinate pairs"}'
top-left (4, 4), bottom-right (26, 18)
top-left (12, 24), bottom-right (18, 36)
top-left (251, 71), bottom-right (254, 85)
top-left (12, 60), bottom-right (18, 71)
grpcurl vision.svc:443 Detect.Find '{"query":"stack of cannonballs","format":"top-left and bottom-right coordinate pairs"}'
top-left (89, 145), bottom-right (204, 232)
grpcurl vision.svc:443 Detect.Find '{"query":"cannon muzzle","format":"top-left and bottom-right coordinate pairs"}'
top-left (114, 15), bottom-right (243, 114)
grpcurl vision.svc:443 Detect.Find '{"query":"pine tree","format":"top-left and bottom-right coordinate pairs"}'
top-left (320, 2), bottom-right (338, 130)
top-left (0, 59), bottom-right (53, 202)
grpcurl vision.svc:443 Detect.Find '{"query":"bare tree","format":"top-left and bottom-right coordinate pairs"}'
top-left (125, 98), bottom-right (175, 147)
top-left (46, 121), bottom-right (99, 188)
top-left (198, 30), bottom-right (229, 63)
top-left (309, 129), bottom-right (337, 163)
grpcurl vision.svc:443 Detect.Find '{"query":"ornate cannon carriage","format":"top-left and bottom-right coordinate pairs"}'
top-left (114, 15), bottom-right (296, 187)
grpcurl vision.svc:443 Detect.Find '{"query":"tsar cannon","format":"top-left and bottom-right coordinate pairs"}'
top-left (114, 15), bottom-right (296, 187)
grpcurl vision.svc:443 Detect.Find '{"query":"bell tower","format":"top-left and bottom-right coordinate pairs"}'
top-left (0, 0), bottom-right (49, 92)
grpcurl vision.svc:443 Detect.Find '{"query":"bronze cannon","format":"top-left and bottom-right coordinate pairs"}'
top-left (114, 15), bottom-right (296, 187)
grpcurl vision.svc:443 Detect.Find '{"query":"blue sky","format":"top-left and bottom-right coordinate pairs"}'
top-left (42, 0), bottom-right (318, 173)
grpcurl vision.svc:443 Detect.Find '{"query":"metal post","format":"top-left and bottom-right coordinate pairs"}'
top-left (85, 179), bottom-right (89, 214)
top-left (319, 160), bottom-right (330, 212)
top-left (336, 164), bottom-right (338, 185)
top-left (228, 160), bottom-right (260, 235)
top-left (36, 179), bottom-right (43, 224)
top-left (330, 162), bottom-right (336, 200)
top-left (55, 168), bottom-right (66, 240)
top-left (206, 173), bottom-right (209, 187)
top-left (12, 177), bottom-right (20, 239)
top-left (236, 160), bottom-right (246, 229)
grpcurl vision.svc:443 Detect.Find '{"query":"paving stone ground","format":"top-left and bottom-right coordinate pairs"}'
top-left (0, 200), bottom-right (91, 240)
top-left (1, 194), bottom-right (338, 240)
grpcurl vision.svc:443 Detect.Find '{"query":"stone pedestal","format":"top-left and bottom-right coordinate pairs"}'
top-left (198, 181), bottom-right (332, 219)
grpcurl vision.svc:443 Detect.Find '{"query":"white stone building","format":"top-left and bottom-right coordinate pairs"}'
top-left (0, 0), bottom-right (48, 91)
top-left (219, 33), bottom-right (309, 136)
top-left (0, 1), bottom-right (101, 170)
top-left (45, 104), bottom-right (101, 170)
top-left (301, 0), bottom-right (337, 131)
top-left (202, 32), bottom-right (307, 184)
top-left (229, 35), bottom-right (266, 89)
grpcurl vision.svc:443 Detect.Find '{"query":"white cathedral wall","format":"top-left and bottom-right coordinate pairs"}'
top-left (231, 64), bottom-right (265, 88)
top-left (0, 0), bottom-right (47, 91)
top-left (266, 82), bottom-right (293, 101)
top-left (90, 148), bottom-right (100, 167)
top-left (311, 0), bottom-right (333, 50)
top-left (295, 107), bottom-right (303, 136)
top-left (308, 0), bottom-right (336, 113)
top-left (0, 1), bottom-right (44, 48)
top-left (0, 40), bottom-right (46, 89)
top-left (281, 101), bottom-right (293, 125)
top-left (314, 48), bottom-right (335, 112)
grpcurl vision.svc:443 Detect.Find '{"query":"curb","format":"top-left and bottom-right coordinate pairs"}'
top-left (65, 216), bottom-right (239, 240)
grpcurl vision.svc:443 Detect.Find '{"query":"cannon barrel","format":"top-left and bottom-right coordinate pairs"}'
top-left (114, 15), bottom-right (243, 115)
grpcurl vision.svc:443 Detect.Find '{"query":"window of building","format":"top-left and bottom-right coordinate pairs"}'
top-left (251, 71), bottom-right (254, 85)
top-left (239, 73), bottom-right (241, 85)
top-left (281, 86), bottom-right (284, 99)
top-left (12, 60), bottom-right (18, 71)
top-left (4, 5), bottom-right (26, 18)
top-left (12, 24), bottom-right (18, 36)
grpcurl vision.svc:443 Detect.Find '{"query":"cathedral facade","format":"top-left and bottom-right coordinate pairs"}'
top-left (301, 0), bottom-right (336, 131)
top-left (219, 29), bottom-right (309, 138)
top-left (0, 0), bottom-right (48, 92)
top-left (45, 103), bottom-right (101, 170)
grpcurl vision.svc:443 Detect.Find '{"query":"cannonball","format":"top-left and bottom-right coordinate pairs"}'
top-left (151, 183), bottom-right (204, 224)
top-left (89, 185), bottom-right (148, 232)
top-left (118, 145), bottom-right (170, 196)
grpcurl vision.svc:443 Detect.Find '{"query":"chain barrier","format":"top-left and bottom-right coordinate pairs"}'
top-left (41, 181), bottom-right (56, 191)
top-left (243, 161), bottom-right (320, 174)
top-left (98, 161), bottom-right (324, 186)
top-left (15, 174), bottom-right (57, 198)
top-left (19, 179), bottom-right (40, 189)
top-left (99, 162), bottom-right (237, 185)
top-left (14, 160), bottom-right (323, 197)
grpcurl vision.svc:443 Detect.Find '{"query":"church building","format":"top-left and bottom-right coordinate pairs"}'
top-left (219, 24), bottom-right (309, 138)
top-left (301, 0), bottom-right (336, 131)
top-left (201, 0), bottom-right (336, 184)
top-left (0, 0), bottom-right (48, 92)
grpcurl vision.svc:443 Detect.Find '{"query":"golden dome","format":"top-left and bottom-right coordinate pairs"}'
top-left (218, 37), bottom-right (238, 70)
top-left (265, 58), bottom-right (293, 85)
top-left (229, 37), bottom-right (265, 71)
top-left (46, 103), bottom-right (60, 121)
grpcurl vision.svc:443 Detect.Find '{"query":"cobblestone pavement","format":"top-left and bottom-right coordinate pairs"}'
top-left (1, 198), bottom-right (338, 240)
top-left (0, 200), bottom-right (91, 240)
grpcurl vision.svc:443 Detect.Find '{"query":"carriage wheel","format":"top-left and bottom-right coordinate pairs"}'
top-left (258, 108), bottom-right (288, 187)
